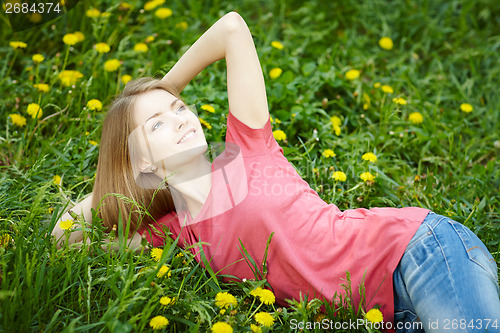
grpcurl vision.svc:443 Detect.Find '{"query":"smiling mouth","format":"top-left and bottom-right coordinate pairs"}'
top-left (177, 129), bottom-right (196, 144)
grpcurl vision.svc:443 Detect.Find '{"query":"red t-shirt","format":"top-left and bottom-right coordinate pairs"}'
top-left (139, 110), bottom-right (430, 325)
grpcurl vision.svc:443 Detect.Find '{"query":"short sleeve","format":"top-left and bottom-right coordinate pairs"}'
top-left (226, 110), bottom-right (282, 156)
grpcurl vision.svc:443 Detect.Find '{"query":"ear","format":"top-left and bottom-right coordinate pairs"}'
top-left (138, 159), bottom-right (154, 173)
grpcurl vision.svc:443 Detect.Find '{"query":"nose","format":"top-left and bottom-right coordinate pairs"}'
top-left (174, 113), bottom-right (187, 131)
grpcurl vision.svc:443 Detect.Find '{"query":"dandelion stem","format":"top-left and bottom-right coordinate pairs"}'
top-left (245, 297), bottom-right (256, 319)
top-left (0, 50), bottom-right (17, 86)
top-left (245, 301), bottom-right (263, 324)
top-left (61, 46), bottom-right (70, 73)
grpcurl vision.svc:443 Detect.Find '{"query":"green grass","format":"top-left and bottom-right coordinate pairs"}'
top-left (1, 0), bottom-right (499, 331)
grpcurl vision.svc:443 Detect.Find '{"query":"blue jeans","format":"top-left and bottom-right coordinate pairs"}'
top-left (393, 212), bottom-right (500, 333)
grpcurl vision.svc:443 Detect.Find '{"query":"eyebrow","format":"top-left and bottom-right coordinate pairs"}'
top-left (143, 98), bottom-right (181, 125)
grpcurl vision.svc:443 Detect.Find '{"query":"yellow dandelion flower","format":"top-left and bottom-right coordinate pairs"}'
top-left (32, 54), bottom-right (44, 63)
top-left (62, 33), bottom-right (79, 46)
top-left (144, 0), bottom-right (164, 11)
top-left (199, 117), bottom-right (212, 130)
top-left (378, 37), bottom-right (394, 50)
top-left (53, 175), bottom-right (62, 185)
top-left (362, 152), bottom-right (377, 162)
top-left (330, 116), bottom-right (342, 135)
top-left (365, 308), bottom-right (383, 323)
top-left (156, 265), bottom-right (171, 278)
top-left (363, 93), bottom-right (371, 110)
top-left (272, 129), bottom-right (287, 141)
top-left (94, 42), bottom-right (111, 54)
top-left (360, 172), bottom-right (375, 182)
top-left (409, 112), bottom-right (423, 124)
top-left (119, 2), bottom-right (133, 10)
top-left (269, 67), bottom-right (282, 79)
top-left (330, 116), bottom-right (341, 127)
top-left (59, 219), bottom-right (74, 230)
top-left (211, 322), bottom-right (233, 333)
top-left (86, 99), bottom-right (102, 111)
top-left (392, 97), bottom-right (407, 105)
top-left (332, 171), bottom-right (347, 182)
top-left (374, 82), bottom-right (381, 88)
top-left (134, 42), bottom-right (149, 52)
top-left (250, 324), bottom-right (262, 333)
top-left (258, 289), bottom-right (275, 305)
top-left (254, 312), bottom-right (274, 327)
top-left (160, 296), bottom-right (175, 306)
top-left (381, 85), bottom-right (394, 94)
top-left (33, 83), bottom-right (49, 92)
top-left (176, 21), bottom-right (188, 30)
top-left (271, 41), bottom-right (284, 50)
top-left (332, 124), bottom-right (341, 135)
top-left (58, 70), bottom-right (84, 87)
top-left (100, 12), bottom-right (111, 18)
top-left (89, 140), bottom-right (98, 146)
top-left (151, 247), bottom-right (163, 262)
top-left (74, 31), bottom-right (85, 42)
top-left (270, 116), bottom-right (282, 124)
top-left (250, 287), bottom-right (263, 297)
top-left (10, 41), bottom-right (27, 49)
top-left (29, 13), bottom-right (42, 23)
top-left (345, 69), bottom-right (360, 80)
top-left (145, 35), bottom-right (155, 43)
top-left (460, 103), bottom-right (473, 113)
top-left (215, 292), bottom-right (237, 309)
top-left (86, 8), bottom-right (101, 18)
top-left (27, 103), bottom-right (43, 119)
top-left (0, 234), bottom-right (11, 248)
top-left (104, 59), bottom-right (121, 72)
top-left (121, 74), bottom-right (132, 85)
top-left (322, 149), bottom-right (336, 158)
top-left (9, 114), bottom-right (27, 127)
top-left (149, 315), bottom-right (169, 330)
top-left (201, 104), bottom-right (215, 113)
top-left (155, 7), bottom-right (173, 19)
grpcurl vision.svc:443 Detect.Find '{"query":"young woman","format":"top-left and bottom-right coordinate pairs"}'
top-left (52, 12), bottom-right (500, 332)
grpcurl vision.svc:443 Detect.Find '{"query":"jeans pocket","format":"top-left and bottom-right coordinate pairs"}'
top-left (450, 221), bottom-right (499, 284)
top-left (394, 309), bottom-right (423, 333)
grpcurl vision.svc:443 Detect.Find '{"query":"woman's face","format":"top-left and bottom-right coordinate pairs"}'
top-left (131, 89), bottom-right (207, 179)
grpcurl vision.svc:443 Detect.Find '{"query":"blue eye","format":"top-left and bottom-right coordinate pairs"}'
top-left (176, 106), bottom-right (186, 114)
top-left (152, 121), bottom-right (163, 131)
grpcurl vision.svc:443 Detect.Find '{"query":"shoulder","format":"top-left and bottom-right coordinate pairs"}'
top-left (225, 109), bottom-right (281, 156)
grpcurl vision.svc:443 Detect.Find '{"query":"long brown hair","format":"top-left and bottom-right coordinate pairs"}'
top-left (92, 77), bottom-right (178, 233)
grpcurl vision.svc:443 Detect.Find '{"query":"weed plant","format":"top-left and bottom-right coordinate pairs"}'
top-left (1, 0), bottom-right (499, 331)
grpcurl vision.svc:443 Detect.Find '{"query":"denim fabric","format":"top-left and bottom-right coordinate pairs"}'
top-left (393, 212), bottom-right (500, 333)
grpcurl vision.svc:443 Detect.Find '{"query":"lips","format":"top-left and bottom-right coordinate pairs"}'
top-left (177, 129), bottom-right (196, 144)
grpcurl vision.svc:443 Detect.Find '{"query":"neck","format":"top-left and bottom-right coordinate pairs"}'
top-left (167, 155), bottom-right (212, 219)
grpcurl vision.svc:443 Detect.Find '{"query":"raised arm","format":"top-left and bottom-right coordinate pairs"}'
top-left (162, 12), bottom-right (269, 129)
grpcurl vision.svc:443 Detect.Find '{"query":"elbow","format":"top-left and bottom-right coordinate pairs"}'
top-left (51, 226), bottom-right (63, 247)
top-left (223, 11), bottom-right (248, 34)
